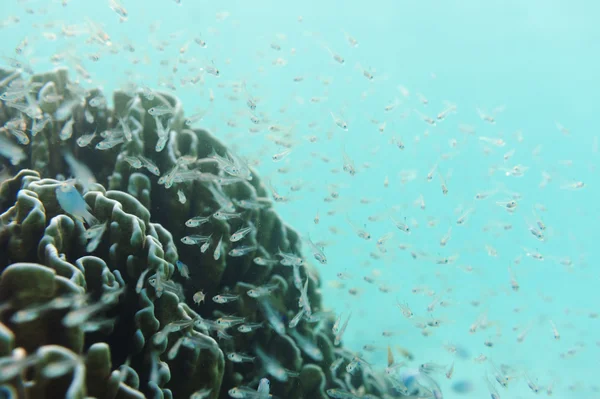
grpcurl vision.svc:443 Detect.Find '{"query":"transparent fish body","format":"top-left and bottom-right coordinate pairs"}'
top-left (257, 298), bottom-right (285, 336)
top-left (229, 245), bottom-right (257, 257)
top-left (255, 346), bottom-right (288, 382)
top-left (289, 329), bottom-right (323, 361)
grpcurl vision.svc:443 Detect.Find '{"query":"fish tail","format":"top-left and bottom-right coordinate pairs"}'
top-left (82, 210), bottom-right (99, 226)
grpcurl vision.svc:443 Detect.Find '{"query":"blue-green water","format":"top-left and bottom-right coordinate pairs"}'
top-left (1, 0), bottom-right (599, 398)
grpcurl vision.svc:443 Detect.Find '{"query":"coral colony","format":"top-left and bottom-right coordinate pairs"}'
top-left (0, 68), bottom-right (413, 399)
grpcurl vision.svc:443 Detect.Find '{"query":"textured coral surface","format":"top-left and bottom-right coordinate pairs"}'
top-left (0, 68), bottom-right (397, 399)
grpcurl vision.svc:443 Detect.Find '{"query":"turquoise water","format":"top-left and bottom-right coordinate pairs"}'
top-left (1, 0), bottom-right (599, 398)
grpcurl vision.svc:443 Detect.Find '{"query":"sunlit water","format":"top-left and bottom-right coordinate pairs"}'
top-left (1, 0), bottom-right (599, 398)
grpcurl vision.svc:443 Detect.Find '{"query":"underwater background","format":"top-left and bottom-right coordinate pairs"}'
top-left (1, 0), bottom-right (599, 398)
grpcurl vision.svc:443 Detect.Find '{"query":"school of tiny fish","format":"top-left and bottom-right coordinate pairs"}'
top-left (0, 1), bottom-right (599, 398)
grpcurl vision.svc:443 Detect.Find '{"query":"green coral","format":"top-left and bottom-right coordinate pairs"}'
top-left (0, 67), bottom-right (397, 399)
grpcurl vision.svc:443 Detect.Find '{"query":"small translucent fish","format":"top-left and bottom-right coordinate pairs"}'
top-left (216, 315), bottom-right (245, 328)
top-left (419, 362), bottom-right (447, 375)
top-left (85, 222), bottom-right (106, 252)
top-left (479, 136), bottom-right (506, 147)
top-left (257, 377), bottom-right (271, 396)
top-left (560, 181), bottom-right (584, 190)
top-left (355, 63), bottom-right (374, 80)
top-left (0, 134), bottom-right (26, 165)
top-left (175, 260), bottom-right (190, 279)
top-left (41, 359), bottom-right (78, 379)
top-left (277, 248), bottom-right (304, 266)
top-left (76, 130), bottom-right (97, 147)
top-left (154, 114), bottom-right (168, 138)
top-left (0, 354), bottom-right (38, 382)
top-left (96, 136), bottom-right (125, 150)
top-left (330, 111), bottom-right (348, 131)
top-left (181, 234), bottom-right (212, 246)
top-left (148, 271), bottom-right (164, 298)
top-left (299, 277), bottom-right (312, 316)
top-left (177, 190), bottom-right (186, 204)
top-left (84, 108), bottom-right (95, 124)
top-left (289, 308), bottom-right (306, 328)
top-left (185, 216), bottom-right (211, 228)
top-left (89, 96), bottom-right (106, 108)
top-left (456, 207), bottom-right (474, 224)
top-left (306, 234), bottom-right (327, 264)
top-left (62, 301), bottom-right (106, 327)
top-left (230, 224), bottom-right (255, 242)
top-left (213, 293), bottom-right (240, 304)
top-left (345, 357), bottom-right (361, 374)
top-left (324, 45), bottom-right (345, 64)
top-left (185, 108), bottom-right (210, 126)
top-left (387, 345), bottom-right (395, 368)
top-left (332, 313), bottom-right (343, 335)
top-left (525, 373), bottom-right (540, 393)
top-left (410, 109), bottom-right (435, 126)
top-left (139, 155), bottom-right (160, 176)
top-left (156, 135), bottom-right (168, 153)
top-left (247, 283), bottom-right (279, 298)
top-left (193, 290), bottom-right (206, 304)
top-left (109, 0), bottom-right (128, 20)
top-left (213, 235), bottom-right (223, 260)
top-left (334, 312), bottom-right (352, 345)
top-left (213, 210), bottom-right (242, 220)
top-left (124, 156), bottom-right (143, 169)
top-left (228, 387), bottom-right (264, 399)
top-left (484, 374), bottom-right (501, 399)
top-left (31, 115), bottom-right (52, 137)
top-left (289, 329), bottom-right (323, 361)
top-left (476, 108), bottom-right (496, 124)
top-left (396, 299), bottom-right (413, 318)
top-left (272, 148), bottom-right (292, 162)
top-left (200, 238), bottom-right (211, 253)
top-left (229, 245), bottom-right (257, 257)
top-left (136, 269), bottom-right (149, 294)
top-left (474, 187), bottom-right (499, 200)
top-left (234, 198), bottom-right (269, 210)
top-left (437, 103), bottom-right (457, 120)
top-left (390, 215), bottom-right (411, 234)
top-left (329, 357), bottom-right (344, 373)
top-left (346, 216), bottom-right (370, 239)
top-left (257, 298), bottom-right (285, 336)
top-left (227, 352), bottom-right (255, 363)
top-left (116, 117), bottom-right (133, 142)
top-left (523, 248), bottom-right (545, 261)
top-left (253, 257), bottom-right (279, 266)
top-left (56, 181), bottom-right (98, 225)
top-left (148, 105), bottom-right (174, 116)
top-left (202, 61), bottom-right (220, 76)
top-left (255, 346), bottom-right (288, 382)
top-left (326, 388), bottom-right (361, 399)
top-left (549, 320), bottom-right (560, 340)
top-left (3, 119), bottom-right (29, 144)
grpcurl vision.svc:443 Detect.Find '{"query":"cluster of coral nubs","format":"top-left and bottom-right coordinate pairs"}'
top-left (0, 68), bottom-right (399, 399)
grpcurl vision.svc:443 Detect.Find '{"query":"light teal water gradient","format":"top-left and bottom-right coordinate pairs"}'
top-left (1, 0), bottom-right (599, 397)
